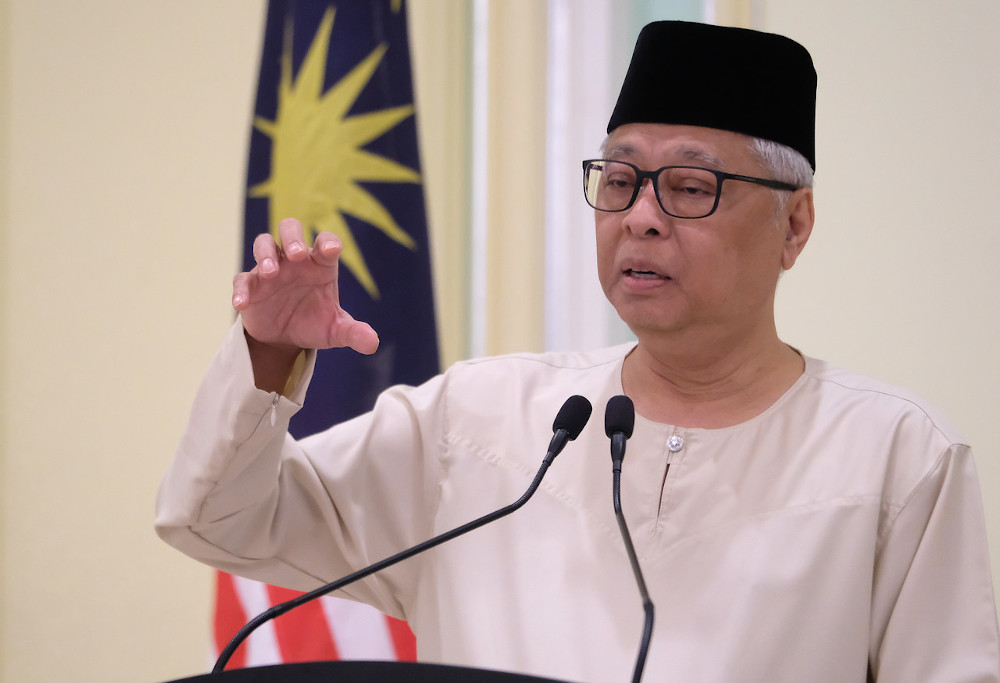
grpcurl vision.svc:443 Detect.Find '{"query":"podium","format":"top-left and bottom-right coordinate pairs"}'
top-left (167, 660), bottom-right (573, 682)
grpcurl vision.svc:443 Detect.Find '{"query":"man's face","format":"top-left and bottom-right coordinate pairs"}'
top-left (595, 123), bottom-right (808, 342)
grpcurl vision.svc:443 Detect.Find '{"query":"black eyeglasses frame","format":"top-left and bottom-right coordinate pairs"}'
top-left (582, 159), bottom-right (800, 219)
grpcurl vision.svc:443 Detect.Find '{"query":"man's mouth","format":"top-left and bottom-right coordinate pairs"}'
top-left (625, 268), bottom-right (669, 280)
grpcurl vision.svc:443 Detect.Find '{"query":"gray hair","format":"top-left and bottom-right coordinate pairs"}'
top-left (747, 136), bottom-right (814, 190)
top-left (747, 137), bottom-right (814, 217)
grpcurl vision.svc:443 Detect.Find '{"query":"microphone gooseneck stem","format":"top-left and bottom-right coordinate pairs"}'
top-left (605, 394), bottom-right (652, 683)
top-left (214, 455), bottom-right (554, 673)
top-left (613, 466), bottom-right (655, 683)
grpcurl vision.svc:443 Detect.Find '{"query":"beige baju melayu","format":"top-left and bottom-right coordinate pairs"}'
top-left (156, 322), bottom-right (1000, 682)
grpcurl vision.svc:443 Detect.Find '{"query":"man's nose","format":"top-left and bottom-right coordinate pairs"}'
top-left (623, 180), bottom-right (669, 236)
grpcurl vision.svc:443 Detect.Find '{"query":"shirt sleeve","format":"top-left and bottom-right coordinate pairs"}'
top-left (870, 443), bottom-right (1000, 681)
top-left (154, 319), bottom-right (448, 619)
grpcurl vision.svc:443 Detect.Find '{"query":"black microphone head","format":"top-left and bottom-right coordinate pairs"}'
top-left (605, 395), bottom-right (635, 439)
top-left (553, 395), bottom-right (592, 440)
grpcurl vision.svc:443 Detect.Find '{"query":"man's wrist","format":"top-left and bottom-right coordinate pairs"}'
top-left (244, 330), bottom-right (304, 395)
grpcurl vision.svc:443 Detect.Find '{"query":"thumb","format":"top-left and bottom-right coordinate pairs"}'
top-left (344, 320), bottom-right (380, 355)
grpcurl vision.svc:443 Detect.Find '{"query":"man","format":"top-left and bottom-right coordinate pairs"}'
top-left (156, 21), bottom-right (1000, 682)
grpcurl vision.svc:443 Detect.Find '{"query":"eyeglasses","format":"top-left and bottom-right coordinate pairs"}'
top-left (582, 159), bottom-right (800, 219)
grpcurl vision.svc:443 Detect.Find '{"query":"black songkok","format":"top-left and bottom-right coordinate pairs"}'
top-left (607, 21), bottom-right (817, 170)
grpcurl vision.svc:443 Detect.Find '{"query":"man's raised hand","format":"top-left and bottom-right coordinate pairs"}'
top-left (232, 217), bottom-right (379, 357)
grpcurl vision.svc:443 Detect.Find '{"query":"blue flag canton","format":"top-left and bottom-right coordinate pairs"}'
top-left (244, 0), bottom-right (438, 433)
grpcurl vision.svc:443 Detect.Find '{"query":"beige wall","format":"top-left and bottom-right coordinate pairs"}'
top-left (761, 0), bottom-right (1000, 596)
top-left (2, 1), bottom-right (999, 681)
top-left (2, 2), bottom-right (266, 680)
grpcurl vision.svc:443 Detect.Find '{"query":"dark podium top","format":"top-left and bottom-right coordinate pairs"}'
top-left (167, 660), bottom-right (574, 682)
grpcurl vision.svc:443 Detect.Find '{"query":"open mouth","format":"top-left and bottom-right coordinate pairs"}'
top-left (625, 268), bottom-right (669, 280)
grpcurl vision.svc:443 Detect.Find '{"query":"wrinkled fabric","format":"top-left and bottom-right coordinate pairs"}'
top-left (156, 322), bottom-right (1000, 682)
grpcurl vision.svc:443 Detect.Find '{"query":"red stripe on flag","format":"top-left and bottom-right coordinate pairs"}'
top-left (266, 585), bottom-right (340, 662)
top-left (385, 616), bottom-right (417, 661)
top-left (213, 572), bottom-right (249, 670)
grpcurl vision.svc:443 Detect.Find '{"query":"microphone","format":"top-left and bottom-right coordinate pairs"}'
top-left (605, 394), bottom-right (635, 473)
top-left (213, 394), bottom-right (593, 673)
top-left (604, 395), bottom-right (654, 683)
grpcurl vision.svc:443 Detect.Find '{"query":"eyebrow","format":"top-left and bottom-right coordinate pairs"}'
top-left (603, 142), bottom-right (727, 170)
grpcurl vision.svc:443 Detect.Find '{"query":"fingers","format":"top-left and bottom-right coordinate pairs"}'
top-left (277, 217), bottom-right (308, 262)
top-left (256, 219), bottom-right (342, 273)
top-left (312, 231), bottom-right (343, 266)
top-left (232, 272), bottom-right (251, 311)
top-left (251, 218), bottom-right (307, 277)
top-left (252, 233), bottom-right (281, 277)
top-left (276, 216), bottom-right (344, 269)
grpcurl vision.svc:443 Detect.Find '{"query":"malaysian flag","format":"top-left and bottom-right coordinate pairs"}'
top-left (215, 0), bottom-right (437, 667)
top-left (214, 574), bottom-right (416, 666)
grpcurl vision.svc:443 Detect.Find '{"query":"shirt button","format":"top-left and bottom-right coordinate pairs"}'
top-left (667, 435), bottom-right (685, 452)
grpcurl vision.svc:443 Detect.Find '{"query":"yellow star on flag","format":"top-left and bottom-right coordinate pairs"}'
top-left (249, 6), bottom-right (420, 299)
